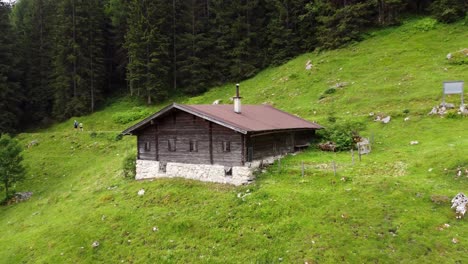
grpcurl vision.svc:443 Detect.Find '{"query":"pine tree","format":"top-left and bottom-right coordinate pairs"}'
top-left (175, 0), bottom-right (214, 94)
top-left (0, 2), bottom-right (22, 134)
top-left (12, 0), bottom-right (55, 125)
top-left (50, 0), bottom-right (107, 119)
top-left (376, 0), bottom-right (406, 26)
top-left (305, 0), bottom-right (375, 49)
top-left (125, 0), bottom-right (171, 104)
top-left (0, 134), bottom-right (26, 200)
top-left (430, 0), bottom-right (466, 23)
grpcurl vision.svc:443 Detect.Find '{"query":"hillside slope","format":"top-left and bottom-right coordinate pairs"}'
top-left (0, 18), bottom-right (467, 263)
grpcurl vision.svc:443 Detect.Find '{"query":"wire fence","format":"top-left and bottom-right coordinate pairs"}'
top-left (263, 150), bottom-right (369, 178)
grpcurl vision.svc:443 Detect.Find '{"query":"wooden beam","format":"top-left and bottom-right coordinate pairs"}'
top-left (155, 124), bottom-right (159, 161)
top-left (137, 136), bottom-right (140, 159)
top-left (241, 134), bottom-right (245, 165)
top-left (209, 122), bottom-right (213, 164)
top-left (249, 128), bottom-right (316, 138)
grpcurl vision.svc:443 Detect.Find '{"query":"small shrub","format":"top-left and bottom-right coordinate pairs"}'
top-left (289, 73), bottom-right (299, 79)
top-left (115, 134), bottom-right (123, 141)
top-left (112, 108), bottom-right (152, 124)
top-left (122, 153), bottom-right (137, 179)
top-left (446, 109), bottom-right (461, 119)
top-left (430, 0), bottom-right (465, 23)
top-left (412, 18), bottom-right (438, 31)
top-left (327, 116), bottom-right (337, 123)
top-left (447, 49), bottom-right (468, 65)
top-left (324, 88), bottom-right (336, 94)
top-left (318, 120), bottom-right (366, 151)
top-left (403, 109), bottom-right (410, 114)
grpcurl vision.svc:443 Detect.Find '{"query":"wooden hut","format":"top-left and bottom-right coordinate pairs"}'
top-left (122, 92), bottom-right (322, 185)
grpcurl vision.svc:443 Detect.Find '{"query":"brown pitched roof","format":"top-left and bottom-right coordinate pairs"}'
top-left (122, 103), bottom-right (322, 135)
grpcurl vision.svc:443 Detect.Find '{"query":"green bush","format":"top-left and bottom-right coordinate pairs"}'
top-left (324, 88), bottom-right (337, 94)
top-left (447, 49), bottom-right (468, 65)
top-left (318, 120), bottom-right (366, 151)
top-left (122, 153), bottom-right (137, 179)
top-left (430, 0), bottom-right (466, 23)
top-left (412, 18), bottom-right (438, 31)
top-left (446, 109), bottom-right (462, 119)
top-left (112, 108), bottom-right (151, 124)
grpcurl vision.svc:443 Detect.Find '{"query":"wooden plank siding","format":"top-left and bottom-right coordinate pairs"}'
top-left (135, 108), bottom-right (316, 167)
top-left (249, 130), bottom-right (315, 160)
top-left (211, 124), bottom-right (243, 166)
top-left (137, 125), bottom-right (157, 160)
top-left (250, 132), bottom-right (293, 160)
top-left (136, 109), bottom-right (243, 166)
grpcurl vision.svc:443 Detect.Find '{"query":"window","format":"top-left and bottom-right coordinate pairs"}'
top-left (222, 141), bottom-right (231, 152)
top-left (168, 138), bottom-right (176, 152)
top-left (189, 140), bottom-right (198, 152)
top-left (144, 142), bottom-right (151, 151)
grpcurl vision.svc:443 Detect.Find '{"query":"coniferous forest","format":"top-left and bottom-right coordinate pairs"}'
top-left (0, 0), bottom-right (466, 134)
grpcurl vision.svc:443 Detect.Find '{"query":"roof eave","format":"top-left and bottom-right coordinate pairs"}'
top-left (121, 103), bottom-right (250, 135)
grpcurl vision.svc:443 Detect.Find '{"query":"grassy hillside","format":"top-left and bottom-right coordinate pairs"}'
top-left (1, 18), bottom-right (467, 263)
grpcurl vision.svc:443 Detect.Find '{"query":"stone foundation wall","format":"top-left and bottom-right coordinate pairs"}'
top-left (135, 155), bottom-right (282, 185)
top-left (136, 160), bottom-right (161, 180)
top-left (135, 160), bottom-right (255, 185)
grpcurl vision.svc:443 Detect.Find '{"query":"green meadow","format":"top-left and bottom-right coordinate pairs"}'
top-left (0, 18), bottom-right (467, 263)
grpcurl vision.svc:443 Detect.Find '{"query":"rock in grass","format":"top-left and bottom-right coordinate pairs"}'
top-left (410, 141), bottom-right (419, 145)
top-left (381, 116), bottom-right (391, 123)
top-left (27, 140), bottom-right (39, 148)
top-left (451, 192), bottom-right (468, 219)
top-left (92, 241), bottom-right (100, 248)
top-left (138, 189), bottom-right (145, 196)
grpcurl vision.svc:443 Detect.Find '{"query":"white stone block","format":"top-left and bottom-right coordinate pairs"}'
top-left (136, 160), bottom-right (255, 186)
top-left (232, 166), bottom-right (254, 184)
top-left (136, 160), bottom-right (160, 180)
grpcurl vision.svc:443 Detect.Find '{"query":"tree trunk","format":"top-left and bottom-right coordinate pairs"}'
top-left (4, 177), bottom-right (9, 199)
top-left (172, 0), bottom-right (177, 91)
top-left (72, 0), bottom-right (77, 97)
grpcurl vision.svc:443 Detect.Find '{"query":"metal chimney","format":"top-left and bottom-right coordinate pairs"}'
top-left (233, 83), bottom-right (242, 114)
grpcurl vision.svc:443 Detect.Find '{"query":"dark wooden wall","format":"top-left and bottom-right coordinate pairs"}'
top-left (211, 124), bottom-right (243, 166)
top-left (137, 125), bottom-right (157, 160)
top-left (248, 130), bottom-right (315, 161)
top-left (136, 109), bottom-right (243, 167)
top-left (136, 109), bottom-right (316, 167)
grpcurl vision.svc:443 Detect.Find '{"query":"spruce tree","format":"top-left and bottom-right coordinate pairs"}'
top-left (0, 134), bottom-right (26, 200)
top-left (50, 0), bottom-right (107, 119)
top-left (125, 0), bottom-right (170, 104)
top-left (12, 0), bottom-right (55, 125)
top-left (0, 2), bottom-right (22, 134)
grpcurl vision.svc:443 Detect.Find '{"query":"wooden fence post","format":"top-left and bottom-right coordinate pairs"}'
top-left (301, 161), bottom-right (304, 178)
top-left (351, 149), bottom-right (354, 165)
top-left (332, 161), bottom-right (337, 176)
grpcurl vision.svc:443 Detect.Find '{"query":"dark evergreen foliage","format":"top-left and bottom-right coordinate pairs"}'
top-left (0, 3), bottom-right (22, 134)
top-left (3, 0), bottom-right (466, 131)
top-left (0, 134), bottom-right (26, 200)
top-left (430, 0), bottom-right (467, 23)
